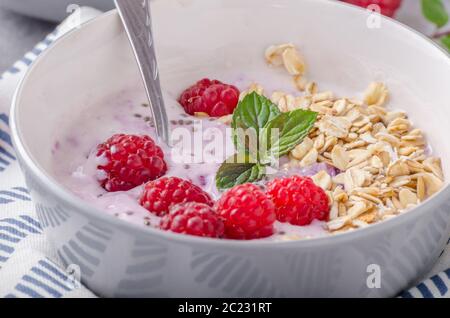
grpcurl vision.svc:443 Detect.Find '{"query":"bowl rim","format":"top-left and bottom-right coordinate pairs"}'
top-left (10, 0), bottom-right (450, 249)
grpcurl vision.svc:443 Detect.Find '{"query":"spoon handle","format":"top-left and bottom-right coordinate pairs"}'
top-left (115, 0), bottom-right (170, 145)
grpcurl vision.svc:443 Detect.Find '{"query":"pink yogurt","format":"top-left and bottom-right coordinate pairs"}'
top-left (51, 86), bottom-right (329, 241)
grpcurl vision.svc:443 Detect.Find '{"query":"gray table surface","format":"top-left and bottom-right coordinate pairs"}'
top-left (0, 8), bottom-right (56, 73)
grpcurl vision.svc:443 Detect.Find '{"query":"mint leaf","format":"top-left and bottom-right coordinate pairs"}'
top-left (232, 92), bottom-right (281, 153)
top-left (215, 154), bottom-right (265, 189)
top-left (421, 0), bottom-right (449, 28)
top-left (441, 34), bottom-right (450, 50)
top-left (218, 92), bottom-right (317, 188)
top-left (260, 109), bottom-right (317, 161)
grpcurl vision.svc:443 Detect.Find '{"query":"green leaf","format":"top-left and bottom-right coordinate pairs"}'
top-left (441, 34), bottom-right (450, 50)
top-left (421, 0), bottom-right (449, 28)
top-left (217, 92), bottom-right (317, 188)
top-left (260, 109), bottom-right (317, 161)
top-left (231, 92), bottom-right (281, 153)
top-left (215, 153), bottom-right (265, 190)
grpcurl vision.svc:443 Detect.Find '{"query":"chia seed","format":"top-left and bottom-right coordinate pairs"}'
top-left (199, 175), bottom-right (207, 186)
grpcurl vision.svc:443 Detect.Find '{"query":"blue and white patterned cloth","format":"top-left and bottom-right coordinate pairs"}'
top-left (0, 7), bottom-right (449, 298)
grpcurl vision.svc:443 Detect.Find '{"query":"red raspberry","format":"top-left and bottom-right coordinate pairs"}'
top-left (140, 177), bottom-right (214, 216)
top-left (178, 78), bottom-right (240, 117)
top-left (160, 202), bottom-right (224, 238)
top-left (342, 0), bottom-right (402, 17)
top-left (266, 176), bottom-right (330, 226)
top-left (216, 184), bottom-right (276, 240)
top-left (96, 134), bottom-right (167, 192)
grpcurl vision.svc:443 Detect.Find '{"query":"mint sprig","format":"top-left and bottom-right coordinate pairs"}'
top-left (441, 34), bottom-right (450, 50)
top-left (231, 92), bottom-right (281, 155)
top-left (422, 0), bottom-right (449, 28)
top-left (215, 92), bottom-right (317, 190)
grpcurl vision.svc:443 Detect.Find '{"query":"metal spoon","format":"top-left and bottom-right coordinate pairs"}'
top-left (115, 0), bottom-right (170, 145)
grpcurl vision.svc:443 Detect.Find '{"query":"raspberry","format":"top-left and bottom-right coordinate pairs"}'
top-left (216, 184), bottom-right (276, 240)
top-left (178, 78), bottom-right (240, 117)
top-left (342, 0), bottom-right (402, 17)
top-left (266, 176), bottom-right (330, 226)
top-left (160, 202), bottom-right (224, 238)
top-left (140, 177), bottom-right (214, 216)
top-left (96, 134), bottom-right (167, 192)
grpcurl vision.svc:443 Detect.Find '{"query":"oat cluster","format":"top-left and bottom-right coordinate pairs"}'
top-left (228, 43), bottom-right (444, 234)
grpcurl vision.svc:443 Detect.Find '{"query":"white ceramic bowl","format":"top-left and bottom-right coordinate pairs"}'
top-left (11, 0), bottom-right (450, 297)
